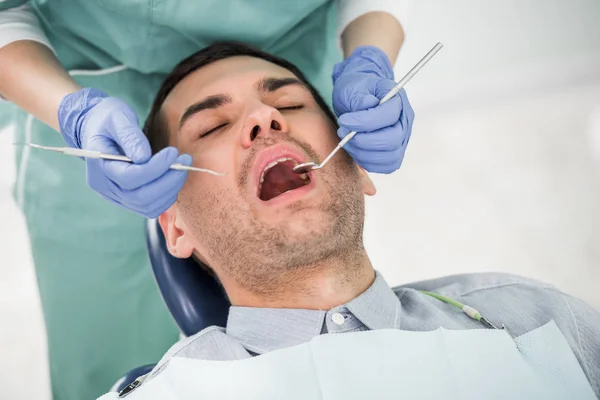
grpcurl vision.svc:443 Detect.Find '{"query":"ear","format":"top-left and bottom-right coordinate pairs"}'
top-left (358, 165), bottom-right (376, 196)
top-left (158, 206), bottom-right (194, 259)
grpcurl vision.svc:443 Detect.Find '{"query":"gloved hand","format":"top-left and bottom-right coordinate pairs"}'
top-left (332, 46), bottom-right (415, 173)
top-left (58, 88), bottom-right (191, 218)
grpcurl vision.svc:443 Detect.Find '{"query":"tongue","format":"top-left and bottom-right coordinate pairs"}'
top-left (260, 161), bottom-right (309, 201)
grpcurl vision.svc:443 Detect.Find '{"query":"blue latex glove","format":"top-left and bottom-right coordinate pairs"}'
top-left (58, 88), bottom-right (191, 218)
top-left (332, 46), bottom-right (415, 173)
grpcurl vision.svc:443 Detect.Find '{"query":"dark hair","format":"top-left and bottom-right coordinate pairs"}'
top-left (143, 41), bottom-right (337, 154)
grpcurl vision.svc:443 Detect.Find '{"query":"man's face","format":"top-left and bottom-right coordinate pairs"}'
top-left (160, 56), bottom-right (375, 291)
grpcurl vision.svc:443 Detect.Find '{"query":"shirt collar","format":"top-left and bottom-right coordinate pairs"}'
top-left (225, 271), bottom-right (401, 354)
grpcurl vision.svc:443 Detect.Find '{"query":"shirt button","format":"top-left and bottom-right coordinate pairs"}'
top-left (331, 312), bottom-right (345, 325)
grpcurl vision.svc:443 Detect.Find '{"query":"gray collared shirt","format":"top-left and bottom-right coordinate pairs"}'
top-left (147, 271), bottom-right (600, 397)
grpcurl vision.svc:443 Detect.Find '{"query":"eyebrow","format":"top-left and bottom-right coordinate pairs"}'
top-left (179, 94), bottom-right (232, 129)
top-left (178, 77), bottom-right (307, 129)
top-left (256, 77), bottom-right (307, 93)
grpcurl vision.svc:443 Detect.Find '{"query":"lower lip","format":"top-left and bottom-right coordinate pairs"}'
top-left (258, 176), bottom-right (315, 206)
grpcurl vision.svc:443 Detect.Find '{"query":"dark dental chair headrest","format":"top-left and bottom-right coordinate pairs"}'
top-left (145, 218), bottom-right (230, 336)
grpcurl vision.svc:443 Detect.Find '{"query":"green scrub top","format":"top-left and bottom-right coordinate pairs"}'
top-left (3, 1), bottom-right (342, 399)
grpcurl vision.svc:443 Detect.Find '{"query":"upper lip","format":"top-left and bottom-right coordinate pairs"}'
top-left (252, 143), bottom-right (310, 195)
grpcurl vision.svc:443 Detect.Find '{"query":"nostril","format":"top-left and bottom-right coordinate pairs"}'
top-left (271, 120), bottom-right (281, 131)
top-left (250, 125), bottom-right (260, 141)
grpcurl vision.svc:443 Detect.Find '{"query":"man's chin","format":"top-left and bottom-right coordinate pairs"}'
top-left (262, 210), bottom-right (335, 239)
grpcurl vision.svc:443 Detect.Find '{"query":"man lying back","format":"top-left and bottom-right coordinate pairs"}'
top-left (100, 41), bottom-right (600, 399)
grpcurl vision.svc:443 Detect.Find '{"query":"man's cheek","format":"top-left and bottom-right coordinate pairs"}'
top-left (179, 184), bottom-right (211, 215)
top-left (181, 174), bottom-right (223, 201)
top-left (319, 130), bottom-right (341, 157)
top-left (299, 127), bottom-right (338, 155)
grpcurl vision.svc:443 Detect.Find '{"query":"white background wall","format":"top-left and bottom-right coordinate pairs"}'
top-left (363, 0), bottom-right (600, 305)
top-left (1, 1), bottom-right (600, 399)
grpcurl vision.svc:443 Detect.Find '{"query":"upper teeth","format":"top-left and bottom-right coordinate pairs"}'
top-left (260, 158), bottom-right (297, 184)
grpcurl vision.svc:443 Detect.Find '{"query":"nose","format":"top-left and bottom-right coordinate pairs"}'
top-left (241, 104), bottom-right (289, 148)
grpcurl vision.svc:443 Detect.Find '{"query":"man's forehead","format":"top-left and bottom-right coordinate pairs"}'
top-left (164, 56), bottom-right (297, 111)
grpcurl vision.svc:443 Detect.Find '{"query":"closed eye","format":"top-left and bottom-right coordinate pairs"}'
top-left (277, 105), bottom-right (304, 111)
top-left (200, 123), bottom-right (228, 138)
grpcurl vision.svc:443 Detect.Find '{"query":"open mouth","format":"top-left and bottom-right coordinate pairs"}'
top-left (258, 158), bottom-right (311, 201)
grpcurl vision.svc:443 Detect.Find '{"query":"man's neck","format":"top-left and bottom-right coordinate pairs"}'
top-left (222, 251), bottom-right (375, 310)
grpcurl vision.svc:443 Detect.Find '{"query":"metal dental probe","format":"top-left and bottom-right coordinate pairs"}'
top-left (13, 143), bottom-right (227, 176)
top-left (293, 42), bottom-right (444, 175)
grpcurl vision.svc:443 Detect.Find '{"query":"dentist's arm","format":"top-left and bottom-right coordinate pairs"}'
top-left (0, 40), bottom-right (80, 130)
top-left (0, 4), bottom-right (190, 218)
top-left (338, 0), bottom-right (411, 64)
top-left (0, 3), bottom-right (79, 130)
top-left (333, 0), bottom-right (415, 174)
top-left (341, 11), bottom-right (404, 65)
